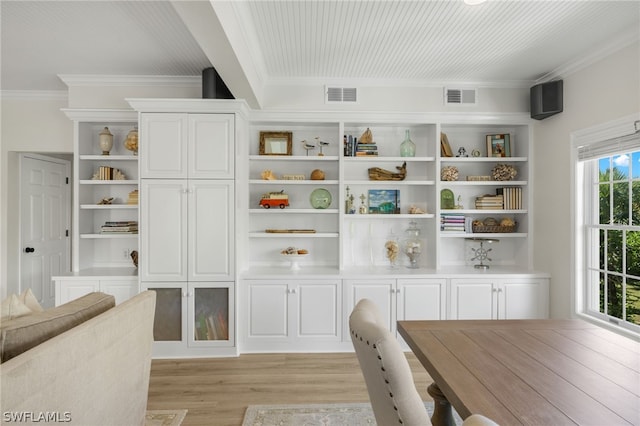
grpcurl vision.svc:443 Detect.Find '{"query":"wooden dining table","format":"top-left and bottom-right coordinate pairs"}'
top-left (397, 319), bottom-right (639, 426)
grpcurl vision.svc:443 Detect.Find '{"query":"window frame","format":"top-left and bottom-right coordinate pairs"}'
top-left (571, 114), bottom-right (640, 337)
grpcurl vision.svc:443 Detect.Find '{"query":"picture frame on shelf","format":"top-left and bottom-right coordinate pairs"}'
top-left (259, 131), bottom-right (292, 155)
top-left (440, 133), bottom-right (453, 157)
top-left (368, 189), bottom-right (400, 214)
top-left (486, 134), bottom-right (511, 157)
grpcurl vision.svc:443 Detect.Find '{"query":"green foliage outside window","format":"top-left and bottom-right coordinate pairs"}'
top-left (598, 159), bottom-right (640, 326)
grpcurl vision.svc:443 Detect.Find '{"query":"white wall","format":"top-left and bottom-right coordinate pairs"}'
top-left (262, 84), bottom-right (529, 113)
top-left (532, 42), bottom-right (640, 319)
top-left (1, 96), bottom-right (72, 298)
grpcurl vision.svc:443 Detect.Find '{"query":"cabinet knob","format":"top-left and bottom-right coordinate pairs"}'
top-left (24, 247), bottom-right (35, 253)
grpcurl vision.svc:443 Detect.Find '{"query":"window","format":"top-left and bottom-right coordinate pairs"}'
top-left (574, 116), bottom-right (640, 334)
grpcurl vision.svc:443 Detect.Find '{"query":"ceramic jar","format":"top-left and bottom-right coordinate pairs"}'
top-left (99, 127), bottom-right (113, 155)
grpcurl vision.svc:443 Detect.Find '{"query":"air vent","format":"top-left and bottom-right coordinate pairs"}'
top-left (445, 88), bottom-right (477, 105)
top-left (325, 86), bottom-right (357, 103)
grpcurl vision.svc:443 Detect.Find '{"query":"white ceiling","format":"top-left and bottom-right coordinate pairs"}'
top-left (2, 1), bottom-right (639, 103)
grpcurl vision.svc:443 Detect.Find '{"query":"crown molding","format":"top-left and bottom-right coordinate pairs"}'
top-left (0, 90), bottom-right (68, 101)
top-left (57, 74), bottom-right (201, 87)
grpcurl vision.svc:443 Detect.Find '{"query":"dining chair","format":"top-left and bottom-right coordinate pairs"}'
top-left (349, 298), bottom-right (498, 426)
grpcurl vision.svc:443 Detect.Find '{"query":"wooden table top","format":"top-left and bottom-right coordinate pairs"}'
top-left (397, 320), bottom-right (640, 426)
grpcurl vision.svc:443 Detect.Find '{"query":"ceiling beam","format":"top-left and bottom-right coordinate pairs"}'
top-left (170, 0), bottom-right (263, 109)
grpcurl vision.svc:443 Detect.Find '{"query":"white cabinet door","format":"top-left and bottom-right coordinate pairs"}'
top-left (140, 180), bottom-right (188, 281)
top-left (55, 278), bottom-right (137, 306)
top-left (188, 114), bottom-right (234, 179)
top-left (140, 113), bottom-right (188, 179)
top-left (343, 279), bottom-right (395, 333)
top-left (55, 279), bottom-right (99, 306)
top-left (500, 279), bottom-right (549, 319)
top-left (101, 279), bottom-right (138, 305)
top-left (344, 278), bottom-right (447, 341)
top-left (294, 280), bottom-right (341, 341)
top-left (246, 281), bottom-right (289, 339)
top-left (397, 278), bottom-right (447, 321)
top-left (450, 279), bottom-right (497, 320)
top-left (189, 181), bottom-right (234, 281)
top-left (450, 278), bottom-right (549, 320)
top-left (243, 279), bottom-right (341, 350)
top-left (140, 113), bottom-right (234, 179)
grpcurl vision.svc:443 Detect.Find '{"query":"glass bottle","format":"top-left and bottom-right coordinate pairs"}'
top-left (403, 221), bottom-right (422, 269)
top-left (399, 129), bottom-right (416, 157)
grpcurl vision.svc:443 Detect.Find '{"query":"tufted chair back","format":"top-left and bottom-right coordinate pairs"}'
top-left (349, 298), bottom-right (431, 426)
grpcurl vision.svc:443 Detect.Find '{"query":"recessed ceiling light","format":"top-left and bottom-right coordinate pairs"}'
top-left (464, 0), bottom-right (487, 5)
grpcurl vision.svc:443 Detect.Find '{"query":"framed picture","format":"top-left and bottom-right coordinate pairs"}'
top-left (368, 189), bottom-right (400, 214)
top-left (440, 133), bottom-right (453, 157)
top-left (260, 131), bottom-right (292, 155)
top-left (486, 134), bottom-right (511, 157)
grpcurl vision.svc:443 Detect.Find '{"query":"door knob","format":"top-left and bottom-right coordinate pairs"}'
top-left (24, 247), bottom-right (35, 253)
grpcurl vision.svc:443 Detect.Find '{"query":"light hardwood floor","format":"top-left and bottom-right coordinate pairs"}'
top-left (146, 352), bottom-right (434, 426)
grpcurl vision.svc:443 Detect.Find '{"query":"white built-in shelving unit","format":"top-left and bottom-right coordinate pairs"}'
top-left (243, 112), bottom-right (535, 273)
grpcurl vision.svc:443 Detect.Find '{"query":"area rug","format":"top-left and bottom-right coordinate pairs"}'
top-left (242, 402), bottom-right (462, 426)
top-left (145, 409), bottom-right (188, 426)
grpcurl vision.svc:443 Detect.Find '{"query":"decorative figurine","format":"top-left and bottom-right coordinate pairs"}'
top-left (456, 147), bottom-right (468, 157)
top-left (316, 137), bottom-right (330, 156)
top-left (455, 195), bottom-right (464, 209)
top-left (345, 186), bottom-right (354, 214)
top-left (261, 169), bottom-right (277, 180)
top-left (301, 140), bottom-right (316, 156)
top-left (259, 190), bottom-right (289, 209)
top-left (466, 237), bottom-right (499, 269)
top-left (358, 193), bottom-right (368, 214)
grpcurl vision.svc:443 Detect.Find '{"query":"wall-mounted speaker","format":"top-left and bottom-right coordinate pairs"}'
top-left (530, 80), bottom-right (563, 120)
top-left (202, 67), bottom-right (234, 100)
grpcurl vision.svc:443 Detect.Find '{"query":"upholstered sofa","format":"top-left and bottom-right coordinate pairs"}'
top-left (0, 290), bottom-right (156, 425)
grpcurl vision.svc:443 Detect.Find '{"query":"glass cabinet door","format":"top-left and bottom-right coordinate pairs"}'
top-left (193, 287), bottom-right (229, 341)
top-left (150, 286), bottom-right (185, 342)
top-left (188, 282), bottom-right (234, 347)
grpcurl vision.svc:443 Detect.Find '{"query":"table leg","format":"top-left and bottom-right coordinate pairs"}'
top-left (428, 383), bottom-right (455, 426)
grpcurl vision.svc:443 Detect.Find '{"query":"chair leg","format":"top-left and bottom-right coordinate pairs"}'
top-left (427, 383), bottom-right (455, 426)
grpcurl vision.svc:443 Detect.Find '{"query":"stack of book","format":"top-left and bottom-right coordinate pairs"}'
top-left (100, 221), bottom-right (138, 234)
top-left (497, 187), bottom-right (523, 209)
top-left (475, 194), bottom-right (504, 209)
top-left (97, 166), bottom-right (115, 180)
top-left (343, 135), bottom-right (379, 156)
top-left (441, 213), bottom-right (466, 232)
top-left (355, 142), bottom-right (378, 156)
top-left (127, 189), bottom-right (139, 205)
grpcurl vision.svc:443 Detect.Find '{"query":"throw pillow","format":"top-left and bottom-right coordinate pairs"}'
top-left (0, 294), bottom-right (32, 321)
top-left (20, 288), bottom-right (44, 312)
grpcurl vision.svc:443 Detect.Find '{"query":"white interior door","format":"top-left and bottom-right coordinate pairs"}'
top-left (20, 154), bottom-right (70, 308)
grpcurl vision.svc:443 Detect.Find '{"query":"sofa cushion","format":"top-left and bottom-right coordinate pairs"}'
top-left (0, 294), bottom-right (33, 321)
top-left (0, 292), bottom-right (115, 363)
top-left (20, 288), bottom-right (44, 313)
